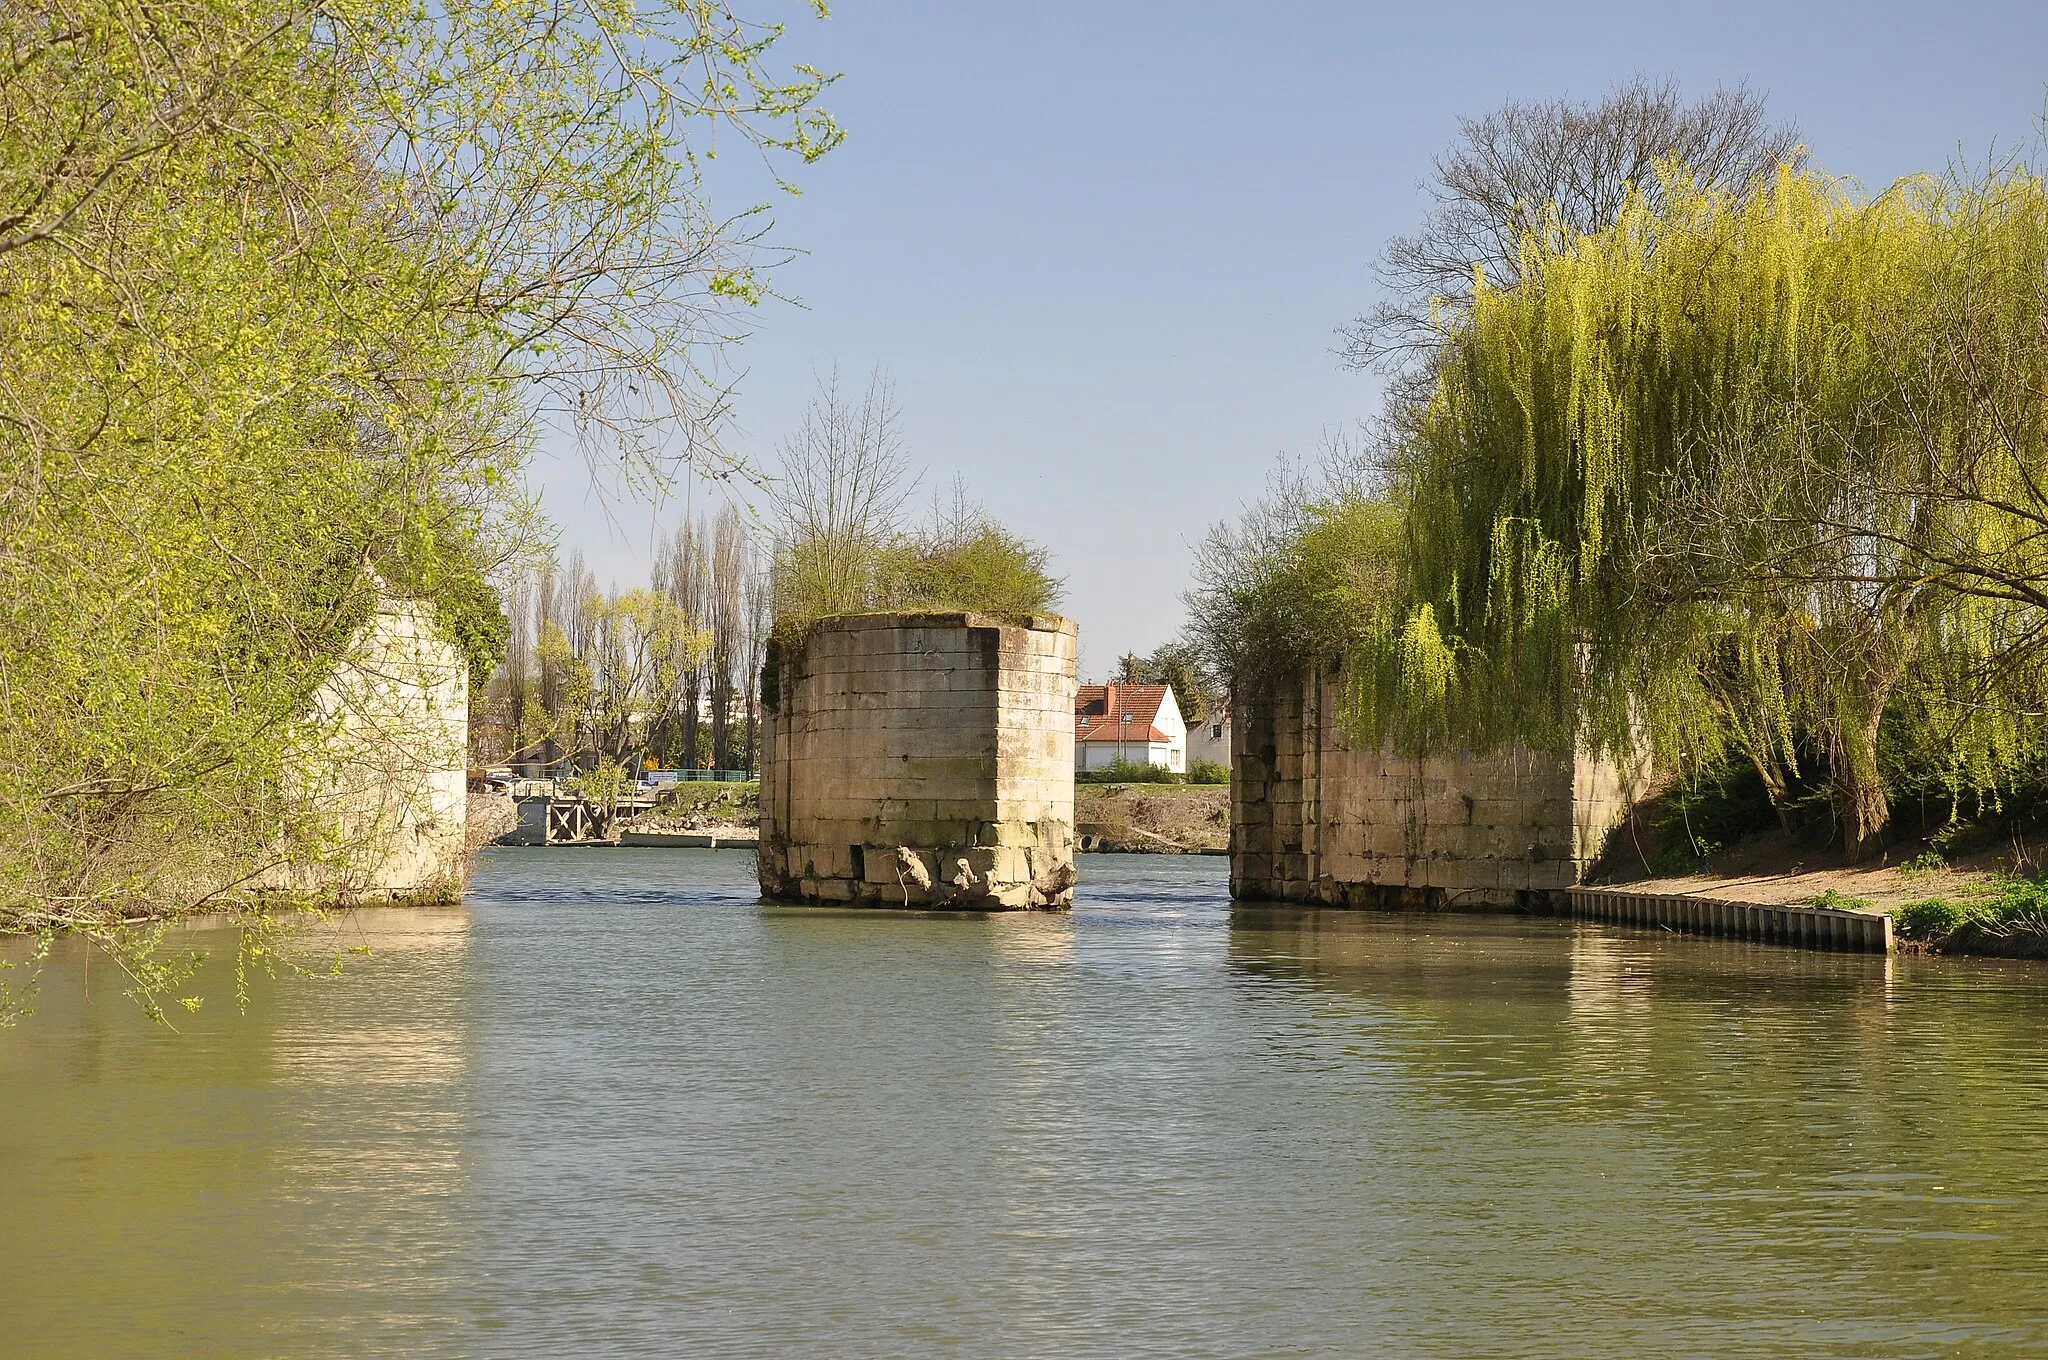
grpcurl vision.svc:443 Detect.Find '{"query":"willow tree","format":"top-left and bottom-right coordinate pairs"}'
top-left (1369, 164), bottom-right (2048, 857)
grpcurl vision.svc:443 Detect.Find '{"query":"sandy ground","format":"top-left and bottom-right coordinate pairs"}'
top-left (1076, 783), bottom-right (1230, 853)
top-left (1593, 825), bottom-right (2022, 910)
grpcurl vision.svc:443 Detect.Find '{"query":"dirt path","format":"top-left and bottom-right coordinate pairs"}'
top-left (1594, 826), bottom-right (2010, 912)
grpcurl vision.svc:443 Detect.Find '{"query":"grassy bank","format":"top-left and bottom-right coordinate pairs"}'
top-left (1830, 876), bottom-right (2048, 959)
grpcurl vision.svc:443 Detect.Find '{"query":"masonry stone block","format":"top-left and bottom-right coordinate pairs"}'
top-left (759, 612), bottom-right (1078, 909)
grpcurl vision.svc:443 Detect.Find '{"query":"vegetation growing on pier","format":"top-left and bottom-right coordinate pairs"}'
top-left (767, 370), bottom-right (1062, 631)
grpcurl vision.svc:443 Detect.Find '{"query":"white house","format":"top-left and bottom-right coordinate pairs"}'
top-left (1074, 683), bottom-right (1186, 772)
top-left (1186, 706), bottom-right (1231, 771)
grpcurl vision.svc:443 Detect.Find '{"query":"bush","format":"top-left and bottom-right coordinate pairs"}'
top-left (1895, 896), bottom-right (1977, 940)
top-left (1077, 759), bottom-right (1181, 785)
top-left (1187, 760), bottom-right (1230, 785)
top-left (1894, 875), bottom-right (2048, 948)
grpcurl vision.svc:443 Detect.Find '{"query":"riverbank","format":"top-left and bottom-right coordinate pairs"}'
top-left (1592, 824), bottom-right (2048, 957)
top-left (499, 778), bottom-right (1235, 855)
top-left (1075, 782), bottom-right (1229, 853)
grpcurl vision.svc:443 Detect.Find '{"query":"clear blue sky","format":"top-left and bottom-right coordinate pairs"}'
top-left (539, 0), bottom-right (2048, 679)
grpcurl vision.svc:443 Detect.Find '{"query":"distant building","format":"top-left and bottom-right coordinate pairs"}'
top-left (1074, 683), bottom-right (1185, 772)
top-left (1186, 707), bottom-right (1230, 771)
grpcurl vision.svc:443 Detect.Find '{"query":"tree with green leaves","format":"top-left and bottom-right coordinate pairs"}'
top-left (1340, 162), bottom-right (2048, 858)
top-left (1, 0), bottom-right (842, 1021)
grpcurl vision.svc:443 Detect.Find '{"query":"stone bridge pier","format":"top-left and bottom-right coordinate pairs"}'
top-left (757, 612), bottom-right (1078, 909)
top-left (1232, 665), bottom-right (1640, 909)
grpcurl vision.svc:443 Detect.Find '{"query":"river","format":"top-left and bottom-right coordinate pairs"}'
top-left (4, 850), bottom-right (2047, 1357)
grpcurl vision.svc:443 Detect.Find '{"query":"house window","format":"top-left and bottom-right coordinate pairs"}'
top-left (1212, 724), bottom-right (1222, 739)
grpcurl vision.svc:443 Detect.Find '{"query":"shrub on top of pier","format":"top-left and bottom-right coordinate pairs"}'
top-left (766, 370), bottom-right (1061, 636)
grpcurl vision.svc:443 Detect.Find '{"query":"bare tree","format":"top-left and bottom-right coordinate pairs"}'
top-left (770, 368), bottom-right (917, 620)
top-left (1341, 78), bottom-right (1803, 377)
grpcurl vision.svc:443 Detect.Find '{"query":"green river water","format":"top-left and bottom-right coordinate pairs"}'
top-left (4, 850), bottom-right (2047, 1357)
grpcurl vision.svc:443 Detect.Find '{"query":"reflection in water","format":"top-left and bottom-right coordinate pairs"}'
top-left (2, 851), bottom-right (2046, 1358)
top-left (272, 908), bottom-right (472, 1090)
top-left (0, 907), bottom-right (476, 1358)
top-left (1226, 905), bottom-right (2048, 1354)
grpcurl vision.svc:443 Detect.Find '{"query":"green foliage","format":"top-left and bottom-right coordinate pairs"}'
top-left (1895, 896), bottom-right (1976, 939)
top-left (766, 377), bottom-right (1061, 629)
top-left (776, 507), bottom-right (1060, 627)
top-left (1077, 759), bottom-right (1183, 785)
top-left (1187, 759), bottom-right (1231, 786)
top-left (1894, 876), bottom-right (2048, 948)
top-left (1635, 757), bottom-right (1782, 873)
top-left (562, 757), bottom-right (632, 812)
top-left (1900, 850), bottom-right (1948, 879)
top-left (0, 0), bottom-right (841, 1020)
top-left (1380, 163), bottom-right (2048, 853)
top-left (378, 525), bottom-right (513, 687)
top-left (1206, 155), bottom-right (2048, 862)
top-left (1188, 466), bottom-right (1405, 704)
top-left (874, 523), bottom-right (1062, 617)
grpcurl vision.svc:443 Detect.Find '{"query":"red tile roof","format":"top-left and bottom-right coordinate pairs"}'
top-left (1078, 724), bottom-right (1172, 744)
top-left (1075, 683), bottom-right (1173, 744)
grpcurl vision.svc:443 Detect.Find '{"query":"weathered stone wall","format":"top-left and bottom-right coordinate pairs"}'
top-left (1232, 667), bottom-right (1638, 909)
top-left (758, 612), bottom-right (1077, 909)
top-left (282, 592), bottom-right (470, 901)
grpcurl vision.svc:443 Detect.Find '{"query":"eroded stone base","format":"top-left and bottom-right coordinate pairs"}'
top-left (757, 612), bottom-right (1079, 911)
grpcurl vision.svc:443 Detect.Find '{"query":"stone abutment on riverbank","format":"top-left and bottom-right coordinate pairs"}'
top-left (1231, 666), bottom-right (1639, 910)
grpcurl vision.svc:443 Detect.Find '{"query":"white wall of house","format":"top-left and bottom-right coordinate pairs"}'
top-left (1075, 687), bottom-right (1187, 771)
top-left (1078, 739), bottom-right (1180, 771)
top-left (1154, 686), bottom-right (1186, 770)
top-left (1187, 714), bottom-right (1231, 770)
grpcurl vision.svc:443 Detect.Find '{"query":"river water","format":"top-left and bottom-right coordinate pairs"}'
top-left (5, 850), bottom-right (2048, 1357)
